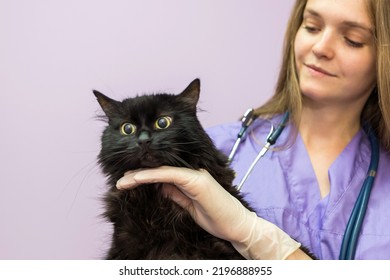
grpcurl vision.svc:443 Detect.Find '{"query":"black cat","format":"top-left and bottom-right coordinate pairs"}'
top-left (94, 79), bottom-right (252, 259)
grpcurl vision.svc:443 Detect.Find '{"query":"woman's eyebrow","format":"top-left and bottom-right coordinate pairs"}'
top-left (341, 21), bottom-right (373, 35)
top-left (304, 8), bottom-right (373, 35)
top-left (303, 8), bottom-right (321, 18)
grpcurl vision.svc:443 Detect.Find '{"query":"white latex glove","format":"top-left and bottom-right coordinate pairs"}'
top-left (117, 166), bottom-right (303, 260)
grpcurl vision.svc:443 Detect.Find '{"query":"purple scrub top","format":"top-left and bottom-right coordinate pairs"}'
top-left (207, 116), bottom-right (390, 260)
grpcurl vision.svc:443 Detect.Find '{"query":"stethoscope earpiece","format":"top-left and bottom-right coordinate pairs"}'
top-left (229, 109), bottom-right (379, 260)
top-left (228, 108), bottom-right (256, 162)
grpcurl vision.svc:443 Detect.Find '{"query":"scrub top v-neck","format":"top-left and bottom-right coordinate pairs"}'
top-left (207, 117), bottom-right (390, 259)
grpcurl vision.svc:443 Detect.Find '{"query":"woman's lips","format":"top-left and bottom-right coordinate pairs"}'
top-left (305, 64), bottom-right (337, 77)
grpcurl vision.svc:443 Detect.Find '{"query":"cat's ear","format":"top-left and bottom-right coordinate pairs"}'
top-left (93, 90), bottom-right (121, 119)
top-left (179, 78), bottom-right (200, 110)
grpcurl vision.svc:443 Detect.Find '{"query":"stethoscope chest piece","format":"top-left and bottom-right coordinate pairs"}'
top-left (230, 109), bottom-right (380, 260)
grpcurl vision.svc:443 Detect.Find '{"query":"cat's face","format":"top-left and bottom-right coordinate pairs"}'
top-left (94, 79), bottom-right (202, 171)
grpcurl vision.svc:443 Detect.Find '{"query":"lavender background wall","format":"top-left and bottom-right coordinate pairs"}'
top-left (0, 0), bottom-right (294, 259)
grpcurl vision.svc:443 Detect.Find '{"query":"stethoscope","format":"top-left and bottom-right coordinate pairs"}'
top-left (229, 109), bottom-right (380, 260)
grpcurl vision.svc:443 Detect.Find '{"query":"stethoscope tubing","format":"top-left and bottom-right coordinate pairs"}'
top-left (235, 112), bottom-right (289, 191)
top-left (339, 125), bottom-right (379, 260)
top-left (230, 110), bottom-right (380, 260)
top-left (228, 109), bottom-right (255, 162)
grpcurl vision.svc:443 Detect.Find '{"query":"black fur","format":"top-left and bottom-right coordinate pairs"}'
top-left (94, 79), bottom-right (252, 259)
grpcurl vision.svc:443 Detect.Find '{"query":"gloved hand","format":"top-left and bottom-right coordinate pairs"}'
top-left (117, 166), bottom-right (306, 260)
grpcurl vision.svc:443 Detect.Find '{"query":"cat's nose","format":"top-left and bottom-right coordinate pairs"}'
top-left (137, 131), bottom-right (151, 146)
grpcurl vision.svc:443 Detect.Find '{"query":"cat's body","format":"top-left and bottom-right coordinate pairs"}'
top-left (94, 79), bottom-right (252, 259)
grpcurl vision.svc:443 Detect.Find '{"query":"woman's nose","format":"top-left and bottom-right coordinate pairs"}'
top-left (311, 30), bottom-right (335, 59)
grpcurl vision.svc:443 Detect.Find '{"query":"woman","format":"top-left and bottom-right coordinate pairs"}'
top-left (117, 0), bottom-right (390, 259)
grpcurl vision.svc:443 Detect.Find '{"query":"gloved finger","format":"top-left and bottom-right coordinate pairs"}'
top-left (116, 166), bottom-right (214, 200)
top-left (160, 183), bottom-right (194, 213)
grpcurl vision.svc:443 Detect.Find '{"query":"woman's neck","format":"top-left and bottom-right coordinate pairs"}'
top-left (298, 102), bottom-right (363, 198)
top-left (299, 102), bottom-right (362, 147)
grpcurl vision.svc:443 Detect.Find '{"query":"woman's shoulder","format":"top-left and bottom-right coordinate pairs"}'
top-left (206, 121), bottom-right (241, 140)
top-left (205, 117), bottom-right (276, 155)
top-left (205, 121), bottom-right (242, 155)
top-left (206, 116), bottom-right (278, 139)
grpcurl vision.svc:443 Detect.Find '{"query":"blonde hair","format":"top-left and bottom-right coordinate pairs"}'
top-left (254, 0), bottom-right (390, 150)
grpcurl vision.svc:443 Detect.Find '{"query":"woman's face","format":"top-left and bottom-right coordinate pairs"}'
top-left (294, 0), bottom-right (376, 108)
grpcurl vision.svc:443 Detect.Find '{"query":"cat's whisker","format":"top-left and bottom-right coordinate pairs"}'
top-left (173, 140), bottom-right (204, 146)
top-left (98, 151), bottom-right (133, 172)
top-left (163, 151), bottom-right (193, 168)
top-left (58, 158), bottom-right (102, 217)
top-left (94, 80), bottom-right (251, 259)
top-left (98, 150), bottom-right (128, 162)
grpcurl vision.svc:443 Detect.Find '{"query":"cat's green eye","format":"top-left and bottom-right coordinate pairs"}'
top-left (155, 116), bottom-right (172, 130)
top-left (120, 123), bottom-right (136, 135)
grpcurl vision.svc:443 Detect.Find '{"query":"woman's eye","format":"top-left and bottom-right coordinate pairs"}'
top-left (155, 116), bottom-right (172, 130)
top-left (303, 25), bottom-right (320, 33)
top-left (120, 123), bottom-right (136, 135)
top-left (345, 37), bottom-right (364, 48)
